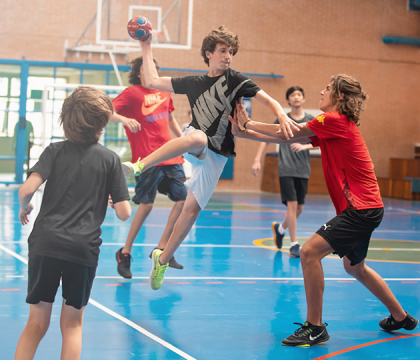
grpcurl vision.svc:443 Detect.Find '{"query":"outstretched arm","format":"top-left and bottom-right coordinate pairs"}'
top-left (139, 34), bottom-right (174, 92)
top-left (233, 100), bottom-right (315, 141)
top-left (254, 90), bottom-right (303, 139)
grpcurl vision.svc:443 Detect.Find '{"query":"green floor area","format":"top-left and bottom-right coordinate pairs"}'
top-left (257, 238), bottom-right (420, 263)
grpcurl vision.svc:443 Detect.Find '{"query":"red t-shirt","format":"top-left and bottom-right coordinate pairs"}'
top-left (307, 111), bottom-right (383, 215)
top-left (112, 85), bottom-right (183, 166)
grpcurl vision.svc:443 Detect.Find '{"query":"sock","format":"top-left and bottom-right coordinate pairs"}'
top-left (290, 241), bottom-right (298, 247)
top-left (278, 224), bottom-right (286, 235)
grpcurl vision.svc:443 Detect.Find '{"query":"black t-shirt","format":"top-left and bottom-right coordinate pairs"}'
top-left (171, 68), bottom-right (261, 157)
top-left (27, 141), bottom-right (130, 267)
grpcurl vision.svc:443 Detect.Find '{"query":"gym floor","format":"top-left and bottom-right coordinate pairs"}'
top-left (1, 187), bottom-right (419, 359)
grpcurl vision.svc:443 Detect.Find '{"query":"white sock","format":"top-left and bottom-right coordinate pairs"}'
top-left (278, 224), bottom-right (286, 235)
top-left (290, 241), bottom-right (298, 247)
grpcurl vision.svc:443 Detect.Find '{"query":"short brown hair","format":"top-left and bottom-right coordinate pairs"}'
top-left (330, 74), bottom-right (368, 126)
top-left (201, 26), bottom-right (239, 66)
top-left (128, 56), bottom-right (160, 85)
top-left (59, 86), bottom-right (113, 144)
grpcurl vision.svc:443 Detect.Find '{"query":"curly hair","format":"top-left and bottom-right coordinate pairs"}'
top-left (59, 86), bottom-right (113, 144)
top-left (128, 56), bottom-right (160, 85)
top-left (330, 74), bottom-right (368, 126)
top-left (200, 26), bottom-right (240, 66)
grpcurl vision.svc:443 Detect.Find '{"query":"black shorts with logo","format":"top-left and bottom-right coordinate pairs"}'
top-left (316, 207), bottom-right (384, 266)
top-left (26, 255), bottom-right (96, 309)
top-left (279, 176), bottom-right (309, 206)
top-left (133, 164), bottom-right (187, 204)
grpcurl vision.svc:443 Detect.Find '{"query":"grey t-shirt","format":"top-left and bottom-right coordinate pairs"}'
top-left (275, 112), bottom-right (313, 178)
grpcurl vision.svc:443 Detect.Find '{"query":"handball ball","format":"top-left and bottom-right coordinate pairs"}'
top-left (127, 16), bottom-right (152, 41)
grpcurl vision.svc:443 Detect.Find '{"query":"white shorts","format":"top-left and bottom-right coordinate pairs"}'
top-left (182, 127), bottom-right (228, 209)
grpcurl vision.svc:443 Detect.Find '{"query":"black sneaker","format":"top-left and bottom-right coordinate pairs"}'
top-left (282, 322), bottom-right (330, 347)
top-left (116, 248), bottom-right (132, 279)
top-left (168, 256), bottom-right (183, 269)
top-left (149, 248), bottom-right (183, 270)
top-left (289, 244), bottom-right (301, 258)
top-left (272, 222), bottom-right (284, 249)
top-left (379, 312), bottom-right (419, 331)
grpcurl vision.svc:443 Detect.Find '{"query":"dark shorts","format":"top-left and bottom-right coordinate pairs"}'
top-left (26, 255), bottom-right (96, 310)
top-left (133, 164), bottom-right (187, 204)
top-left (316, 207), bottom-right (384, 266)
top-left (279, 176), bottom-right (308, 206)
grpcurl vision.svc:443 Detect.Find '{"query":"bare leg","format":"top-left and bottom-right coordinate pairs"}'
top-left (14, 302), bottom-right (52, 360)
top-left (60, 300), bottom-right (85, 360)
top-left (300, 233), bottom-right (334, 325)
top-left (159, 189), bottom-right (201, 265)
top-left (281, 203), bottom-right (304, 240)
top-left (141, 131), bottom-right (207, 171)
top-left (343, 257), bottom-right (406, 321)
top-left (122, 203), bottom-right (153, 254)
top-left (156, 200), bottom-right (185, 249)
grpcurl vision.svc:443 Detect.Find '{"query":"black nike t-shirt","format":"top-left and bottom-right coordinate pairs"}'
top-left (27, 141), bottom-right (130, 267)
top-left (171, 68), bottom-right (260, 157)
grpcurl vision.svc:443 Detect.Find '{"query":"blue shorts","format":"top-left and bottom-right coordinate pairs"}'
top-left (132, 164), bottom-right (187, 204)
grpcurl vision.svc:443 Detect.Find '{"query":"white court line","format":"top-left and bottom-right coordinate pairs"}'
top-left (88, 299), bottom-right (196, 360)
top-left (94, 276), bottom-right (420, 281)
top-left (2, 241), bottom-right (420, 251)
top-left (103, 243), bottom-right (258, 248)
top-left (0, 244), bottom-right (28, 265)
top-left (0, 244), bottom-right (197, 360)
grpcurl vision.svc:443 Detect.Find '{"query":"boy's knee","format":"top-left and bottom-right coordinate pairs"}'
top-left (28, 318), bottom-right (50, 335)
top-left (344, 260), bottom-right (365, 278)
top-left (188, 130), bottom-right (207, 148)
top-left (300, 243), bottom-right (311, 262)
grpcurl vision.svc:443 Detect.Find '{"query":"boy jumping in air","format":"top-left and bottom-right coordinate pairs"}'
top-left (137, 26), bottom-right (301, 290)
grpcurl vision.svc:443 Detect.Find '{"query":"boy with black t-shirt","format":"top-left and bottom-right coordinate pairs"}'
top-left (14, 86), bottom-right (131, 360)
top-left (230, 74), bottom-right (419, 347)
top-left (252, 86), bottom-right (315, 258)
top-left (137, 26), bottom-right (301, 290)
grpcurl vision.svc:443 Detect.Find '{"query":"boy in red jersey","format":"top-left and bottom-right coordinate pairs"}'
top-left (111, 56), bottom-right (186, 278)
top-left (230, 74), bottom-right (418, 347)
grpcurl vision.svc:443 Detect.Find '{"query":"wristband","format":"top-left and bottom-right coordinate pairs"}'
top-left (243, 119), bottom-right (251, 129)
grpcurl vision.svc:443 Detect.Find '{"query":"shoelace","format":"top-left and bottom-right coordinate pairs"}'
top-left (156, 264), bottom-right (168, 280)
top-left (122, 254), bottom-right (131, 267)
top-left (293, 322), bottom-right (328, 336)
top-left (293, 323), bottom-right (311, 336)
top-left (384, 315), bottom-right (396, 325)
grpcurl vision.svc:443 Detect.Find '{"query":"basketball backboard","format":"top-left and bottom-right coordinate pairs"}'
top-left (65, 0), bottom-right (194, 55)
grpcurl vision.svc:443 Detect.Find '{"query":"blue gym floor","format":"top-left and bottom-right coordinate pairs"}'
top-left (1, 187), bottom-right (419, 359)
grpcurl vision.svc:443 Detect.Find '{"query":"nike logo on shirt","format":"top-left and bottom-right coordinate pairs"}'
top-left (142, 93), bottom-right (167, 115)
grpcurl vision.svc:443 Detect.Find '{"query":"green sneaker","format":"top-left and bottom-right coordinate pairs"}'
top-left (149, 249), bottom-right (168, 290)
top-left (122, 158), bottom-right (144, 180)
